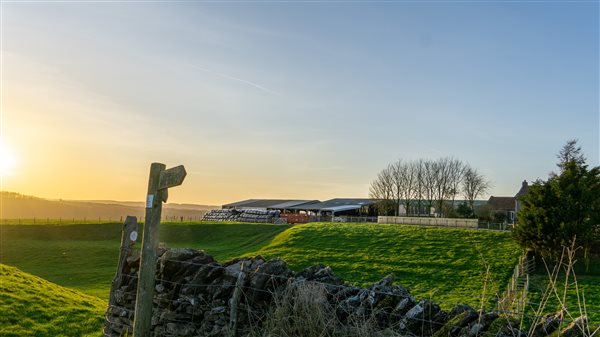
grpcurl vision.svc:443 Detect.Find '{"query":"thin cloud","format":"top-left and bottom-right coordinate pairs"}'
top-left (191, 65), bottom-right (279, 95)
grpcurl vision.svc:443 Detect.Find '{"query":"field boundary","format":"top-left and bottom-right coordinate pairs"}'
top-left (378, 216), bottom-right (478, 228)
top-left (104, 245), bottom-right (592, 337)
top-left (497, 254), bottom-right (535, 314)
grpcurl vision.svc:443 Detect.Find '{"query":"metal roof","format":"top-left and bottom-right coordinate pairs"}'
top-left (269, 200), bottom-right (320, 209)
top-left (320, 205), bottom-right (363, 212)
top-left (222, 199), bottom-right (319, 209)
top-left (287, 198), bottom-right (376, 211)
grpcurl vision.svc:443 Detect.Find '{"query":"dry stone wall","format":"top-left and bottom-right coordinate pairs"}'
top-left (104, 248), bottom-right (588, 337)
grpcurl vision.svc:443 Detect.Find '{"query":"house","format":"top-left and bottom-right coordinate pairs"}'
top-left (487, 196), bottom-right (517, 223)
top-left (514, 180), bottom-right (529, 213)
top-left (487, 180), bottom-right (529, 223)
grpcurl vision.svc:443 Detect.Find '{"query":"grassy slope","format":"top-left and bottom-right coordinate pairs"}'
top-left (1, 221), bottom-right (521, 309)
top-left (255, 222), bottom-right (522, 309)
top-left (3, 220), bottom-right (598, 332)
top-left (0, 221), bottom-right (289, 299)
top-left (527, 271), bottom-right (600, 324)
top-left (0, 264), bottom-right (106, 337)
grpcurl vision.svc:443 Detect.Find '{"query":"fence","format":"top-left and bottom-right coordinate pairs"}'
top-left (333, 216), bottom-right (378, 223)
top-left (498, 254), bottom-right (535, 314)
top-left (0, 215), bottom-right (208, 225)
top-left (305, 215), bottom-right (377, 223)
top-left (279, 213), bottom-right (309, 224)
top-left (103, 217), bottom-right (596, 337)
top-left (478, 222), bottom-right (512, 231)
top-left (378, 216), bottom-right (479, 229)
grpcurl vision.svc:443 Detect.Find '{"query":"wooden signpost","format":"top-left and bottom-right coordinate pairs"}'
top-left (133, 163), bottom-right (186, 337)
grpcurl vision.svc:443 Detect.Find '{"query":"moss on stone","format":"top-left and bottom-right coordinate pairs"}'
top-left (432, 312), bottom-right (468, 337)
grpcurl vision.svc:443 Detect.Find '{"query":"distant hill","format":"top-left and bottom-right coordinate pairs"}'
top-left (1, 192), bottom-right (217, 220)
top-left (0, 263), bottom-right (105, 337)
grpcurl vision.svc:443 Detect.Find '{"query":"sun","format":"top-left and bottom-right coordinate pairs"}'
top-left (0, 139), bottom-right (17, 177)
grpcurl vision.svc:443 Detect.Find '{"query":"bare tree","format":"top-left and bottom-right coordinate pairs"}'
top-left (369, 165), bottom-right (396, 215)
top-left (369, 166), bottom-right (393, 199)
top-left (371, 157), bottom-right (482, 218)
top-left (421, 159), bottom-right (437, 217)
top-left (433, 157), bottom-right (453, 217)
top-left (390, 161), bottom-right (404, 216)
top-left (401, 161), bottom-right (418, 216)
top-left (446, 158), bottom-right (466, 209)
top-left (462, 166), bottom-right (491, 214)
top-left (413, 159), bottom-right (425, 216)
top-left (389, 160), bottom-right (418, 216)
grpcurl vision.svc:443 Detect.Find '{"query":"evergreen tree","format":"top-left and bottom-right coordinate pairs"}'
top-left (513, 141), bottom-right (600, 258)
top-left (556, 139), bottom-right (586, 173)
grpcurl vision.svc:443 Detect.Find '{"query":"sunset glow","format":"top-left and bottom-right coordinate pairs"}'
top-left (1, 3), bottom-right (598, 205)
top-left (0, 139), bottom-right (16, 177)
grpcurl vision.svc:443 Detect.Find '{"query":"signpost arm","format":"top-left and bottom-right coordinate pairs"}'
top-left (133, 163), bottom-right (166, 337)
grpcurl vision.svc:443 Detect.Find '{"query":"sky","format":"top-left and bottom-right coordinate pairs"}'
top-left (1, 1), bottom-right (598, 205)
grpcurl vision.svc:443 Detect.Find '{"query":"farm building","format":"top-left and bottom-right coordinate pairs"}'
top-left (221, 199), bottom-right (319, 212)
top-left (222, 198), bottom-right (377, 217)
top-left (278, 198), bottom-right (376, 217)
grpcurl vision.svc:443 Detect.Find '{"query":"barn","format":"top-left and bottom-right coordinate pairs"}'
top-left (221, 199), bottom-right (320, 212)
top-left (221, 198), bottom-right (377, 223)
top-left (286, 198), bottom-right (376, 217)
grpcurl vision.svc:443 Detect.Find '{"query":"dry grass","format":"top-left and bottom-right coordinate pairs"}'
top-left (251, 281), bottom-right (401, 337)
top-left (522, 242), bottom-right (600, 337)
top-left (250, 241), bottom-right (599, 337)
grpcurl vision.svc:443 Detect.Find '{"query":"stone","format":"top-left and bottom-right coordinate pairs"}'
top-left (373, 273), bottom-right (395, 287)
top-left (104, 248), bottom-right (534, 337)
top-left (399, 300), bottom-right (446, 336)
top-left (532, 310), bottom-right (565, 337)
top-left (394, 296), bottom-right (417, 316)
top-left (459, 312), bottom-right (499, 337)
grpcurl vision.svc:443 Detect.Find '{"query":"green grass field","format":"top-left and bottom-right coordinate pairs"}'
top-left (0, 221), bottom-right (290, 299)
top-left (526, 270), bottom-right (600, 324)
top-left (254, 222), bottom-right (521, 309)
top-left (1, 221), bottom-right (521, 309)
top-left (1, 219), bottom-right (130, 225)
top-left (0, 264), bottom-right (106, 337)
top-left (2, 220), bottom-right (598, 335)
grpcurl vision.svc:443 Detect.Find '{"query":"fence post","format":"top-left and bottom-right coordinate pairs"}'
top-left (109, 216), bottom-right (138, 302)
top-left (133, 163), bottom-right (186, 337)
top-left (133, 163), bottom-right (166, 337)
top-left (105, 216), bottom-right (138, 335)
top-left (229, 262), bottom-right (245, 337)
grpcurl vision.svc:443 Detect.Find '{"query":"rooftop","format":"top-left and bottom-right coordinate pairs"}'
top-left (287, 198), bottom-right (376, 211)
top-left (222, 199), bottom-right (319, 209)
top-left (487, 196), bottom-right (515, 211)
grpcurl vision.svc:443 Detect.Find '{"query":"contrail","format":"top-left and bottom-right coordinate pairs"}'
top-left (191, 65), bottom-right (279, 95)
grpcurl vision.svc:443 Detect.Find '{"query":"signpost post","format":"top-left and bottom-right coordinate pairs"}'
top-left (133, 163), bottom-right (186, 337)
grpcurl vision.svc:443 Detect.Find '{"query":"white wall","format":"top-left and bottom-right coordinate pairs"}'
top-left (378, 216), bottom-right (478, 228)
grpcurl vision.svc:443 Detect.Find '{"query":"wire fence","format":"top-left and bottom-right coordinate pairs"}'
top-left (103, 240), bottom-right (600, 337)
top-left (108, 257), bottom-right (600, 314)
top-left (0, 215), bottom-right (208, 225)
top-left (1, 217), bottom-right (513, 233)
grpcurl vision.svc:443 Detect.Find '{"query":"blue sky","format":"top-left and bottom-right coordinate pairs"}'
top-left (2, 1), bottom-right (598, 204)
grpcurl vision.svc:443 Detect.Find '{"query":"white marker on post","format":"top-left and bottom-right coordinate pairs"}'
top-left (146, 194), bottom-right (154, 208)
